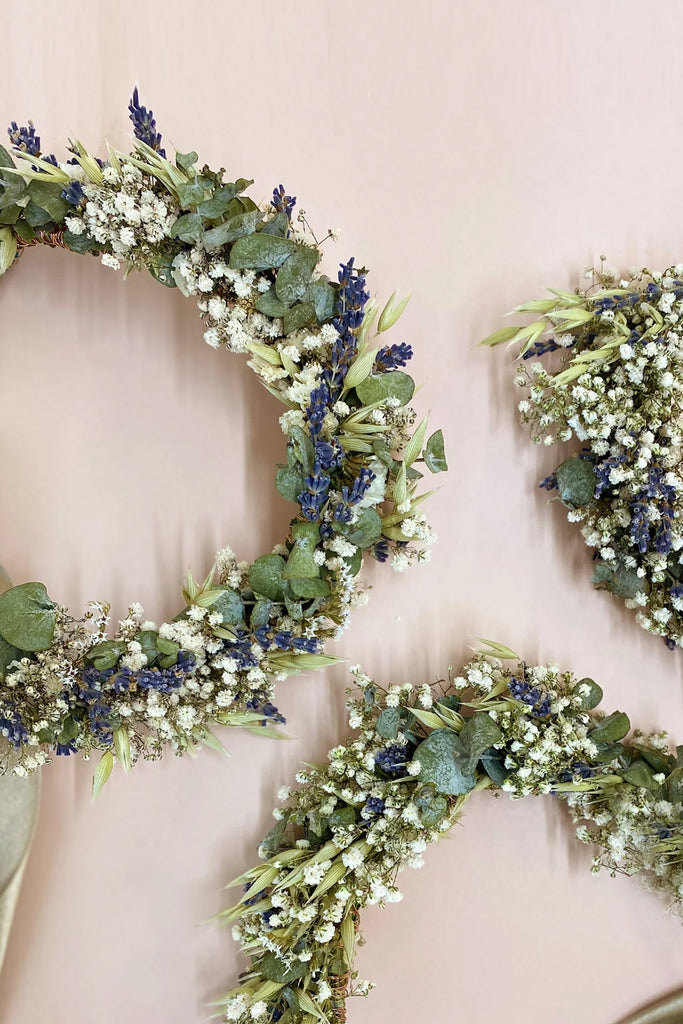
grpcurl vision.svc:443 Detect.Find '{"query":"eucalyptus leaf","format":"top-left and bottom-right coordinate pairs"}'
top-left (86, 639), bottom-right (125, 671)
top-left (417, 792), bottom-right (449, 826)
top-left (275, 246), bottom-right (319, 304)
top-left (340, 508), bottom-right (382, 550)
top-left (283, 523), bottom-right (320, 580)
top-left (276, 466), bottom-right (305, 503)
top-left (555, 456), bottom-right (596, 508)
top-left (304, 276), bottom-right (336, 323)
top-left (376, 707), bottom-right (401, 739)
top-left (480, 747), bottom-right (510, 786)
top-left (27, 180), bottom-right (68, 223)
top-left (257, 287), bottom-right (291, 319)
top-left (289, 577), bottom-right (330, 598)
top-left (591, 559), bottom-right (647, 599)
top-left (176, 181), bottom-right (207, 208)
top-left (169, 211), bottom-right (203, 243)
top-left (175, 151), bottom-right (198, 170)
top-left (24, 201), bottom-right (52, 228)
top-left (229, 233), bottom-right (297, 270)
top-left (211, 588), bottom-right (245, 625)
top-left (0, 635), bottom-right (23, 680)
top-left (284, 301), bottom-right (317, 334)
top-left (0, 582), bottom-right (56, 652)
top-left (590, 711), bottom-right (630, 744)
top-left (423, 429), bottom-right (448, 473)
top-left (620, 759), bottom-right (661, 792)
top-left (249, 555), bottom-right (287, 602)
top-left (414, 728), bottom-right (477, 795)
top-left (202, 209), bottom-right (263, 251)
top-left (260, 211), bottom-right (290, 236)
top-left (573, 677), bottom-right (603, 711)
top-left (459, 712), bottom-right (503, 772)
top-left (356, 371), bottom-right (415, 407)
top-left (258, 953), bottom-right (308, 985)
top-left (250, 599), bottom-right (273, 629)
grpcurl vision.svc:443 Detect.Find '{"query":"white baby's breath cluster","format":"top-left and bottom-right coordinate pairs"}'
top-left (221, 654), bottom-right (683, 1022)
top-left (509, 266), bottom-right (683, 648)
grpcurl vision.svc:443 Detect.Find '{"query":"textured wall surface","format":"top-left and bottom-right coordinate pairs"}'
top-left (2, 2), bottom-right (683, 1021)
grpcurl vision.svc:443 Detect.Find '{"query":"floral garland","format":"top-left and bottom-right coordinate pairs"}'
top-left (0, 91), bottom-right (446, 785)
top-left (482, 263), bottom-right (683, 650)
top-left (218, 644), bottom-right (683, 1023)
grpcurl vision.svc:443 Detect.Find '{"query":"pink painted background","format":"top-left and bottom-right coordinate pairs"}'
top-left (2, 2), bottom-right (683, 1021)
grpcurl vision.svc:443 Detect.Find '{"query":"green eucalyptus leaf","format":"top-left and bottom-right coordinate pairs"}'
top-left (259, 953), bottom-right (308, 985)
top-left (249, 555), bottom-right (287, 602)
top-left (0, 635), bottom-right (23, 679)
top-left (27, 179), bottom-right (68, 223)
top-left (202, 209), bottom-right (263, 251)
top-left (590, 711), bottom-right (630, 744)
top-left (176, 181), bottom-right (207, 208)
top-left (555, 456), bottom-right (596, 508)
top-left (260, 210), bottom-right (290, 236)
top-left (175, 151), bottom-right (198, 170)
top-left (0, 582), bottom-right (56, 651)
top-left (63, 229), bottom-right (95, 253)
top-left (256, 287), bottom-right (291, 318)
top-left (211, 588), bottom-right (244, 625)
top-left (275, 246), bottom-right (319, 304)
top-left (356, 371), bottom-right (415, 407)
top-left (86, 640), bottom-right (125, 672)
top-left (329, 806), bottom-right (357, 830)
top-left (169, 211), bottom-right (203, 243)
top-left (288, 427), bottom-right (315, 475)
top-left (573, 677), bottom-right (603, 711)
top-left (289, 577), bottom-right (330, 599)
top-left (259, 818), bottom-right (287, 858)
top-left (229, 233), bottom-right (297, 270)
top-left (459, 712), bottom-right (503, 772)
top-left (283, 523), bottom-right (320, 580)
top-left (414, 728), bottom-right (477, 795)
top-left (377, 707), bottom-right (401, 739)
top-left (250, 599), bottom-right (272, 629)
top-left (423, 429), bottom-right (448, 473)
top-left (338, 508), bottom-right (382, 550)
top-left (23, 200), bottom-right (52, 228)
top-left (417, 792), bottom-right (449, 826)
top-left (284, 301), bottom-right (317, 334)
top-left (620, 759), bottom-right (661, 792)
top-left (591, 559), bottom-right (647, 599)
top-left (276, 466), bottom-right (305, 503)
top-left (304, 276), bottom-right (336, 323)
top-left (480, 747), bottom-right (510, 786)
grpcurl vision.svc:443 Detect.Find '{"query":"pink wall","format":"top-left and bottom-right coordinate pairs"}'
top-left (2, 2), bottom-right (683, 1021)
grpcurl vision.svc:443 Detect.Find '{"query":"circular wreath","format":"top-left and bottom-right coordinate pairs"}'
top-left (0, 91), bottom-right (446, 785)
top-left (219, 642), bottom-right (683, 1023)
top-left (483, 263), bottom-right (683, 651)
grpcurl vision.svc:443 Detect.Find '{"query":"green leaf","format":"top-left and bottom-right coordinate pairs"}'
top-left (284, 301), bottom-right (317, 334)
top-left (211, 588), bottom-right (244, 625)
top-left (304, 277), bottom-right (336, 323)
top-left (0, 146), bottom-right (15, 169)
top-left (288, 427), bottom-right (315, 475)
top-left (414, 729), bottom-right (477, 795)
top-left (458, 712), bottom-right (503, 772)
top-left (202, 209), bottom-right (263, 251)
top-left (176, 181), bottom-right (207, 208)
top-left (86, 639), bottom-right (125, 671)
top-left (249, 555), bottom-right (287, 601)
top-left (260, 210), bottom-right (290, 236)
top-left (28, 179), bottom-right (68, 223)
top-left (92, 750), bottom-right (114, 799)
top-left (591, 559), bottom-right (647, 599)
top-left (256, 287), bottom-right (291, 319)
top-left (289, 577), bottom-right (330, 598)
top-left (573, 677), bottom-right (603, 710)
top-left (0, 582), bottom-right (56, 651)
top-left (229, 233), bottom-right (297, 270)
top-left (259, 818), bottom-right (287, 858)
top-left (169, 211), bottom-right (203, 243)
top-left (339, 508), bottom-right (382, 550)
top-left (356, 371), bottom-right (415, 407)
top-left (63, 230), bottom-right (96, 254)
top-left (480, 747), bottom-right (510, 786)
top-left (276, 466), bottom-right (304, 503)
top-left (634, 746), bottom-right (675, 776)
top-left (283, 523), bottom-right (320, 580)
top-left (175, 151), bottom-right (198, 170)
top-left (23, 200), bottom-right (52, 228)
top-left (275, 246), bottom-right (319, 304)
top-left (423, 429), bottom-right (448, 473)
top-left (415, 790), bottom-right (449, 826)
top-left (620, 759), bottom-right (661, 792)
top-left (0, 635), bottom-right (23, 679)
top-left (590, 711), bottom-right (630, 744)
top-left (555, 456), bottom-right (596, 508)
top-left (329, 806), bottom-right (357, 830)
top-left (377, 707), bottom-right (401, 739)
top-left (250, 599), bottom-right (273, 629)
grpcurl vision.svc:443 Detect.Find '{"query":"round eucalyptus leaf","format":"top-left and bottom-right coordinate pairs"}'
top-left (0, 582), bottom-right (56, 651)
